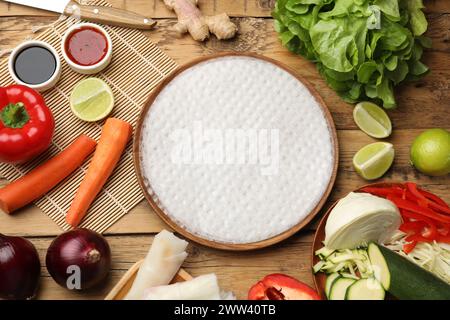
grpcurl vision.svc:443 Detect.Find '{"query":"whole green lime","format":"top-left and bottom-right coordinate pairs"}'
top-left (410, 128), bottom-right (450, 176)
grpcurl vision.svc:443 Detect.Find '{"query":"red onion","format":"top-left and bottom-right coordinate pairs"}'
top-left (0, 233), bottom-right (41, 300)
top-left (46, 228), bottom-right (111, 290)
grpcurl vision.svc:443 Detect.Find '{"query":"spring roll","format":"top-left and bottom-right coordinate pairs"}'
top-left (125, 230), bottom-right (188, 300)
top-left (144, 274), bottom-right (223, 300)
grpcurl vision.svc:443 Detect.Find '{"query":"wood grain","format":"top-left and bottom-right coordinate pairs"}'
top-left (0, 0), bottom-right (449, 300)
top-left (1, 16), bottom-right (449, 130)
top-left (0, 0), bottom-right (448, 17)
top-left (29, 232), bottom-right (315, 300)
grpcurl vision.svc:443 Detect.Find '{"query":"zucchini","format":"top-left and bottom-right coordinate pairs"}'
top-left (367, 243), bottom-right (390, 290)
top-left (314, 246), bottom-right (373, 277)
top-left (339, 273), bottom-right (359, 280)
top-left (326, 261), bottom-right (347, 273)
top-left (346, 278), bottom-right (385, 300)
top-left (329, 278), bottom-right (355, 300)
top-left (313, 260), bottom-right (326, 273)
top-left (373, 243), bottom-right (450, 300)
top-left (325, 273), bottom-right (340, 298)
top-left (315, 246), bottom-right (335, 259)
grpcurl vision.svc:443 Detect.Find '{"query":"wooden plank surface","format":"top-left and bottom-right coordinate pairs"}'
top-left (0, 0), bottom-right (449, 300)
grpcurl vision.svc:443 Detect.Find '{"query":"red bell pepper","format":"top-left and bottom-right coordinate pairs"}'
top-left (399, 221), bottom-right (427, 235)
top-left (403, 241), bottom-right (417, 254)
top-left (248, 274), bottom-right (321, 300)
top-left (406, 182), bottom-right (450, 215)
top-left (405, 234), bottom-right (433, 243)
top-left (438, 223), bottom-right (450, 236)
top-left (360, 186), bottom-right (404, 198)
top-left (406, 182), bottom-right (429, 207)
top-left (0, 85), bottom-right (54, 163)
top-left (387, 196), bottom-right (450, 224)
top-left (418, 188), bottom-right (449, 208)
top-left (400, 210), bottom-right (438, 240)
top-left (363, 183), bottom-right (450, 252)
top-left (437, 234), bottom-right (450, 243)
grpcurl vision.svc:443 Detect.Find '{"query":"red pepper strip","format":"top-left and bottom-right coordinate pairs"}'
top-left (406, 183), bottom-right (450, 215)
top-left (405, 234), bottom-right (433, 243)
top-left (401, 210), bottom-right (438, 239)
top-left (419, 188), bottom-right (449, 208)
top-left (403, 241), bottom-right (417, 254)
top-left (399, 221), bottom-right (427, 234)
top-left (387, 196), bottom-right (450, 224)
top-left (405, 182), bottom-right (429, 207)
top-left (360, 187), bottom-right (404, 198)
top-left (437, 235), bottom-right (450, 244)
top-left (428, 202), bottom-right (450, 216)
top-left (402, 188), bottom-right (407, 200)
top-left (438, 224), bottom-right (450, 236)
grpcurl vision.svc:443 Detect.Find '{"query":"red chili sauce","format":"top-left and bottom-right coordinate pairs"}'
top-left (65, 26), bottom-right (108, 66)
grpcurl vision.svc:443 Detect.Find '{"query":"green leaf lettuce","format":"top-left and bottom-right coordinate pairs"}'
top-left (273, 0), bottom-right (431, 108)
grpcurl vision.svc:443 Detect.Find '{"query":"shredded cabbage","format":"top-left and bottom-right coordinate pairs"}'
top-left (386, 231), bottom-right (450, 284)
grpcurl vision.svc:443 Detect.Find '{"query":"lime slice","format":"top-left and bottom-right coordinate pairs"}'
top-left (353, 102), bottom-right (392, 138)
top-left (353, 142), bottom-right (395, 180)
top-left (70, 78), bottom-right (114, 122)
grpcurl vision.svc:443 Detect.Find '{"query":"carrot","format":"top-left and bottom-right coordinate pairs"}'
top-left (0, 135), bottom-right (97, 215)
top-left (66, 118), bottom-right (132, 227)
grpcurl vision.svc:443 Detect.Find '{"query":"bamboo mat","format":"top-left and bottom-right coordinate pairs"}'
top-left (0, 0), bottom-right (178, 233)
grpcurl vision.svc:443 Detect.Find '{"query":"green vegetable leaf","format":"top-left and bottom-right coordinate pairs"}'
top-left (409, 59), bottom-right (429, 76)
top-left (280, 30), bottom-right (295, 46)
top-left (357, 61), bottom-right (378, 83)
top-left (376, 77), bottom-right (396, 108)
top-left (273, 0), bottom-right (430, 109)
top-left (402, 0), bottom-right (428, 36)
top-left (286, 0), bottom-right (309, 14)
top-left (386, 60), bottom-right (409, 84)
top-left (373, 0), bottom-right (400, 21)
top-left (383, 55), bottom-right (398, 71)
top-left (310, 17), bottom-right (367, 72)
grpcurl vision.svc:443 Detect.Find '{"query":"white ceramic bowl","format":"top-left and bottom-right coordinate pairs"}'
top-left (8, 40), bottom-right (61, 92)
top-left (61, 23), bottom-right (113, 75)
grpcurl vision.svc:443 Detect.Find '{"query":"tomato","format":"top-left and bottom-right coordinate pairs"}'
top-left (248, 274), bottom-right (321, 300)
top-left (0, 85), bottom-right (54, 163)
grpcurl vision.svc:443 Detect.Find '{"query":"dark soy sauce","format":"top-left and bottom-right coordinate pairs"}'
top-left (14, 46), bottom-right (56, 85)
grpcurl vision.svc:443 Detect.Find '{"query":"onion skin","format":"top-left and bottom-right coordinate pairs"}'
top-left (46, 228), bottom-right (111, 290)
top-left (0, 234), bottom-right (41, 300)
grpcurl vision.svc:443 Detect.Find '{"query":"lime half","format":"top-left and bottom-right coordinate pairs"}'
top-left (410, 128), bottom-right (450, 176)
top-left (70, 78), bottom-right (114, 122)
top-left (353, 142), bottom-right (395, 180)
top-left (353, 102), bottom-right (392, 138)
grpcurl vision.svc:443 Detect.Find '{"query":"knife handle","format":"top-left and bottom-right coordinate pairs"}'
top-left (64, 1), bottom-right (156, 30)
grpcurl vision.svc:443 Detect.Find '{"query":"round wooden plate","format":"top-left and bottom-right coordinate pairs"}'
top-left (311, 182), bottom-right (403, 299)
top-left (134, 52), bottom-right (339, 251)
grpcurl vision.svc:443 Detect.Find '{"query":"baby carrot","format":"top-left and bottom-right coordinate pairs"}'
top-left (66, 118), bottom-right (132, 227)
top-left (0, 135), bottom-right (97, 214)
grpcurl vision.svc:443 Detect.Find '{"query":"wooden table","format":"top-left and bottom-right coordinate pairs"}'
top-left (0, 0), bottom-right (449, 300)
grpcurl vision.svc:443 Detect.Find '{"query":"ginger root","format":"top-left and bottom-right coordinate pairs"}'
top-left (162, 0), bottom-right (238, 41)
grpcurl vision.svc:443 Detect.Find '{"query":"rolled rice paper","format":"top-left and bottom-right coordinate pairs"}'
top-left (125, 230), bottom-right (188, 300)
top-left (144, 274), bottom-right (222, 300)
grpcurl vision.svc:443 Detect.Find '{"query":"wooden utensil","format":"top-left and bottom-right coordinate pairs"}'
top-left (105, 260), bottom-right (193, 300)
top-left (5, 0), bottom-right (156, 30)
